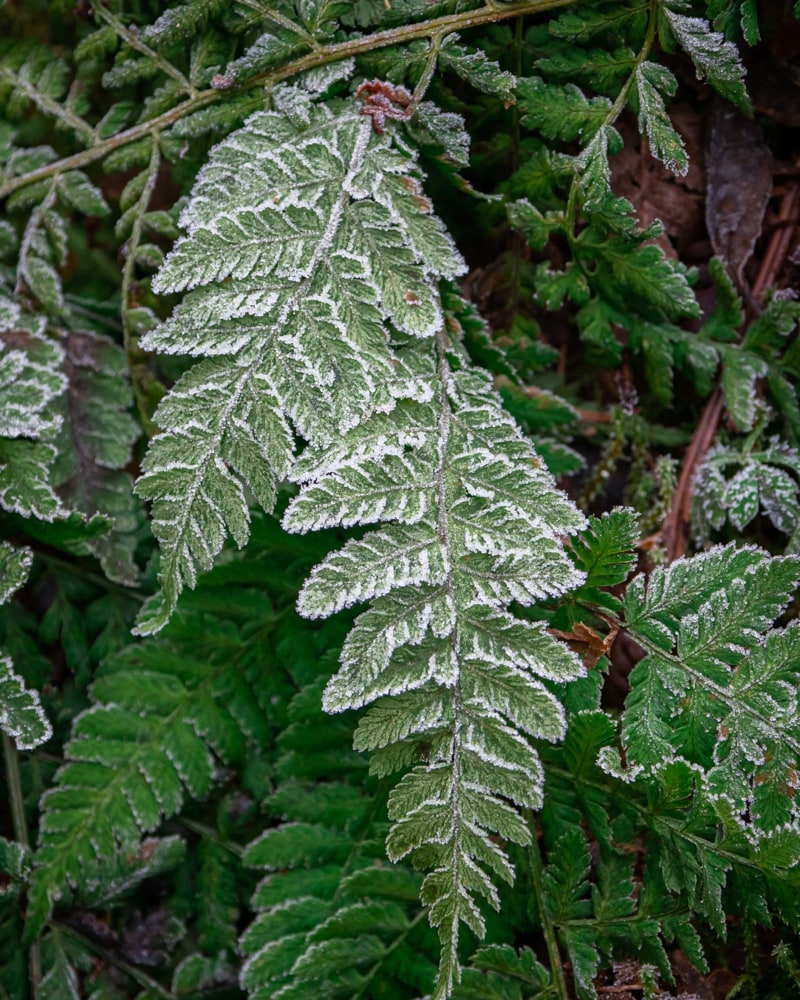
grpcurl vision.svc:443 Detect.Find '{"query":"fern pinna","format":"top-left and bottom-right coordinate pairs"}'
top-left (3, 1), bottom-right (800, 998)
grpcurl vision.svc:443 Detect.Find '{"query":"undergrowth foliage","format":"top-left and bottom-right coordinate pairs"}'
top-left (1, 1), bottom-right (800, 998)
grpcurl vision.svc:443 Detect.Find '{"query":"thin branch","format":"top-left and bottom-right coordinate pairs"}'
top-left (0, 0), bottom-right (576, 201)
top-left (120, 133), bottom-right (162, 438)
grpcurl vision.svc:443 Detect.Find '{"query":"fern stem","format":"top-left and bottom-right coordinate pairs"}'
top-left (526, 818), bottom-right (570, 1000)
top-left (121, 132), bottom-right (162, 438)
top-left (3, 733), bottom-right (28, 848)
top-left (179, 817), bottom-right (244, 857)
top-left (564, 0), bottom-right (658, 236)
top-left (434, 330), bottom-right (467, 999)
top-left (409, 29), bottom-right (448, 111)
top-left (93, 5), bottom-right (198, 99)
top-left (2, 733), bottom-right (42, 987)
top-left (0, 0), bottom-right (576, 201)
top-left (0, 66), bottom-right (98, 145)
top-left (34, 550), bottom-right (147, 600)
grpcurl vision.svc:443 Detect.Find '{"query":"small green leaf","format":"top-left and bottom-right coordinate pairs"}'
top-left (0, 652), bottom-right (52, 750)
top-left (23, 257), bottom-right (63, 315)
top-left (58, 172), bottom-right (110, 216)
top-left (440, 36), bottom-right (516, 102)
top-left (663, 8), bottom-right (750, 111)
top-left (635, 62), bottom-right (688, 175)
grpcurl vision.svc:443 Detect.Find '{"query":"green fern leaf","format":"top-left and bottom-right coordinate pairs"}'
top-left (0, 652), bottom-right (51, 751)
top-left (661, 7), bottom-right (750, 111)
top-left (567, 508), bottom-right (638, 613)
top-left (439, 36), bottom-right (516, 101)
top-left (518, 77), bottom-right (610, 143)
top-left (241, 674), bottom-right (435, 999)
top-left (634, 62), bottom-right (687, 175)
top-left (623, 546), bottom-right (800, 837)
top-left (719, 346), bottom-right (767, 431)
top-left (27, 580), bottom-right (278, 940)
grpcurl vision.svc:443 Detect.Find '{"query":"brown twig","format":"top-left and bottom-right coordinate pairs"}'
top-left (662, 177), bottom-right (800, 561)
top-left (752, 180), bottom-right (800, 301)
top-left (662, 387), bottom-right (724, 561)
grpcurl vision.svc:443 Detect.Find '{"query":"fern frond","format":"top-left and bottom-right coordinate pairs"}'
top-left (137, 96), bottom-right (464, 632)
top-left (692, 439), bottom-right (800, 546)
top-left (27, 580), bottom-right (279, 940)
top-left (566, 509), bottom-right (639, 614)
top-left (0, 311), bottom-right (65, 520)
top-left (240, 672), bottom-right (436, 999)
top-left (284, 312), bottom-right (584, 991)
top-left (660, 6), bottom-right (750, 110)
top-left (622, 545), bottom-right (800, 836)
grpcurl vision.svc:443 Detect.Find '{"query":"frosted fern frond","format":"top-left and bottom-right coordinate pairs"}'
top-left (285, 327), bottom-right (585, 994)
top-left (692, 440), bottom-right (800, 548)
top-left (661, 7), bottom-right (750, 110)
top-left (0, 313), bottom-right (65, 520)
top-left (137, 99), bottom-right (464, 633)
top-left (0, 543), bottom-right (51, 752)
top-left (622, 544), bottom-right (800, 837)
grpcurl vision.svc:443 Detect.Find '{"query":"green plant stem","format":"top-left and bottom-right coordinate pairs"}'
top-left (3, 733), bottom-right (29, 848)
top-left (34, 550), bottom-right (147, 600)
top-left (93, 5), bottom-right (197, 99)
top-left (0, 66), bottom-right (98, 145)
top-left (525, 816), bottom-right (569, 1000)
top-left (121, 133), bottom-right (162, 437)
top-left (0, 0), bottom-right (576, 201)
top-left (2, 733), bottom-right (42, 987)
top-left (179, 817), bottom-right (245, 857)
top-left (564, 0), bottom-right (659, 235)
top-left (409, 28), bottom-right (448, 110)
